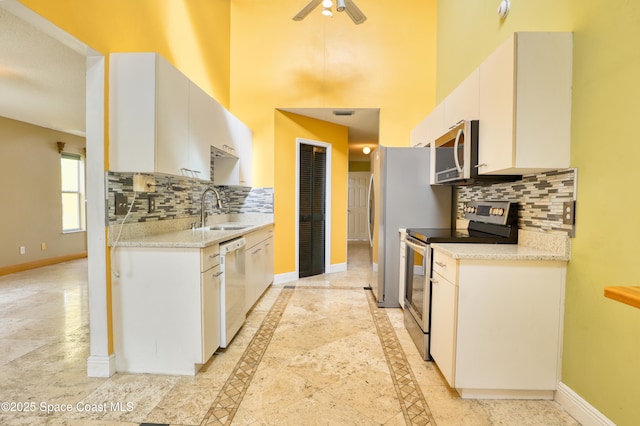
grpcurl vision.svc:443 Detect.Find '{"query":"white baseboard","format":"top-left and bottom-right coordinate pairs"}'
top-left (274, 271), bottom-right (298, 285)
top-left (87, 354), bottom-right (116, 378)
top-left (330, 262), bottom-right (347, 273)
top-left (555, 382), bottom-right (615, 426)
top-left (274, 262), bottom-right (347, 284)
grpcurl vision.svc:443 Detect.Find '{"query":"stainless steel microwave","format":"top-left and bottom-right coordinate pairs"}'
top-left (432, 120), bottom-right (479, 185)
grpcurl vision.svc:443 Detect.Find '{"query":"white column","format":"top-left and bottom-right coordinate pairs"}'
top-left (86, 54), bottom-right (115, 377)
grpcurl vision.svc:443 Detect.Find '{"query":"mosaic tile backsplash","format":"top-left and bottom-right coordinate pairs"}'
top-left (107, 172), bottom-right (273, 225)
top-left (456, 168), bottom-right (577, 236)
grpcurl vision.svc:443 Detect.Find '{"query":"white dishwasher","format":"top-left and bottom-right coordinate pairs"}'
top-left (219, 237), bottom-right (246, 348)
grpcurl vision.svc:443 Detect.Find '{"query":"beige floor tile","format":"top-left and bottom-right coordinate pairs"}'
top-left (0, 245), bottom-right (580, 425)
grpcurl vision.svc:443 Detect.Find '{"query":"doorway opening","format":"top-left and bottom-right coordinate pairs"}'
top-left (296, 138), bottom-right (332, 278)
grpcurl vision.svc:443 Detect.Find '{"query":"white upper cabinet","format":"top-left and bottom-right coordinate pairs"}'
top-left (188, 82), bottom-right (235, 181)
top-left (110, 53), bottom-right (189, 175)
top-left (443, 68), bottom-right (479, 130)
top-left (478, 32), bottom-right (572, 175)
top-left (411, 102), bottom-right (444, 148)
top-left (110, 52), bottom-right (253, 184)
top-left (228, 110), bottom-right (253, 186)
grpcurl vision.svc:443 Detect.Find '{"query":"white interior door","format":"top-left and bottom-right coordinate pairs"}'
top-left (348, 172), bottom-right (371, 241)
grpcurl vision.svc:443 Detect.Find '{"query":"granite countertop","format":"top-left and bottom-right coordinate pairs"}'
top-left (431, 242), bottom-right (569, 261)
top-left (109, 215), bottom-right (274, 249)
top-left (430, 229), bottom-right (571, 261)
top-left (111, 223), bottom-right (272, 249)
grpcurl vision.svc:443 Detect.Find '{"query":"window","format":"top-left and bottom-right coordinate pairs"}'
top-left (61, 153), bottom-right (85, 232)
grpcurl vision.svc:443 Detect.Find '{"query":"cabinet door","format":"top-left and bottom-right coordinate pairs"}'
top-left (246, 244), bottom-right (260, 311)
top-left (478, 33), bottom-right (572, 175)
top-left (430, 271), bottom-right (457, 387)
top-left (109, 53), bottom-right (158, 172)
top-left (478, 35), bottom-right (516, 174)
top-left (201, 265), bottom-right (221, 362)
top-left (413, 102), bottom-right (444, 148)
top-left (189, 83), bottom-right (215, 180)
top-left (261, 236), bottom-right (274, 293)
top-left (443, 69), bottom-right (479, 130)
top-left (155, 56), bottom-right (190, 176)
top-left (234, 119), bottom-right (253, 186)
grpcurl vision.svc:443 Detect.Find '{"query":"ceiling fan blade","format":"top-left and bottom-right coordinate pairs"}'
top-left (344, 0), bottom-right (367, 24)
top-left (293, 0), bottom-right (322, 21)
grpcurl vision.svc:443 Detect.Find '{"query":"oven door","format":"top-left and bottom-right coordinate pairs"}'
top-left (404, 236), bottom-right (432, 332)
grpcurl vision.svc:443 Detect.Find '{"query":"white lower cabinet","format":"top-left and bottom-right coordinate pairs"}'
top-left (430, 248), bottom-right (566, 399)
top-left (112, 245), bottom-right (220, 375)
top-left (201, 248), bottom-right (222, 362)
top-left (430, 270), bottom-right (457, 386)
top-left (245, 226), bottom-right (275, 312)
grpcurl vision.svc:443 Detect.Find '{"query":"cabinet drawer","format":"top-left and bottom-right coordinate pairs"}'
top-left (244, 226), bottom-right (274, 249)
top-left (433, 250), bottom-right (457, 284)
top-left (201, 244), bottom-right (220, 272)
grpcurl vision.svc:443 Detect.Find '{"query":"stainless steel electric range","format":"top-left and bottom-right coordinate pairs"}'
top-left (403, 200), bottom-right (519, 360)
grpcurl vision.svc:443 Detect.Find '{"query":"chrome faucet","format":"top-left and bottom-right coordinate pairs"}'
top-left (200, 187), bottom-right (223, 229)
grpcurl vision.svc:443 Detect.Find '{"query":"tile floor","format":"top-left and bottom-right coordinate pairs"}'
top-left (0, 242), bottom-right (580, 425)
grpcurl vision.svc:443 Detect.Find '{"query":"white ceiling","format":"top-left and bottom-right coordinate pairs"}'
top-left (0, 6), bottom-right (86, 136)
top-left (280, 107), bottom-right (379, 161)
top-left (0, 5), bottom-right (379, 161)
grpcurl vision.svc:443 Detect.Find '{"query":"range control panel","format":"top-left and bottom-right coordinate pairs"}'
top-left (463, 200), bottom-right (518, 226)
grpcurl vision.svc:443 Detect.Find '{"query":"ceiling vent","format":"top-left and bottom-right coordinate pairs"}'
top-left (333, 110), bottom-right (355, 116)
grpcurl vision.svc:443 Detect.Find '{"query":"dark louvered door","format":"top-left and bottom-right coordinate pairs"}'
top-left (299, 144), bottom-right (326, 278)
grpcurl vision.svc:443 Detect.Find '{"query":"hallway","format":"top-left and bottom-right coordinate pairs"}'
top-left (0, 242), bottom-right (578, 425)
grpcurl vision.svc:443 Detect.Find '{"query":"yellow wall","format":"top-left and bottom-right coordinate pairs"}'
top-left (230, 0), bottom-right (437, 187)
top-left (437, 1), bottom-right (640, 424)
top-left (274, 111), bottom-right (348, 273)
top-left (230, 0), bottom-right (436, 276)
top-left (19, 0), bottom-right (231, 106)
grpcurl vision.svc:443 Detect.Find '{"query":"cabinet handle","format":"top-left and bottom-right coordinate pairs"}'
top-left (435, 261), bottom-right (446, 268)
top-left (251, 248), bottom-right (262, 255)
top-left (213, 271), bottom-right (223, 278)
top-left (209, 254), bottom-right (219, 260)
top-left (474, 163), bottom-right (487, 168)
top-left (430, 278), bottom-right (439, 284)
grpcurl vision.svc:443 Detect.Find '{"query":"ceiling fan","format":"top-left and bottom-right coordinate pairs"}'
top-left (293, 0), bottom-right (367, 25)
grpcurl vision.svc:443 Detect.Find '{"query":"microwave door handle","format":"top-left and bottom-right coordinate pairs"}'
top-left (405, 238), bottom-right (428, 257)
top-left (453, 128), bottom-right (463, 173)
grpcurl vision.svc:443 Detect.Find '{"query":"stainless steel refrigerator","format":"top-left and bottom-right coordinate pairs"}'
top-left (368, 146), bottom-right (452, 308)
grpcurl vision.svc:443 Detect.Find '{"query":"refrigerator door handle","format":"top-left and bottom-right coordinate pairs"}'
top-left (367, 173), bottom-right (374, 247)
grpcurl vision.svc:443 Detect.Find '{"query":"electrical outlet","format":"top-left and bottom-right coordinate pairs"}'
top-left (563, 201), bottom-right (576, 225)
top-left (148, 196), bottom-right (157, 213)
top-left (115, 193), bottom-right (129, 215)
top-left (19, 246), bottom-right (26, 255)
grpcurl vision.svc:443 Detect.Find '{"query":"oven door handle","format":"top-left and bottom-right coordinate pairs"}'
top-left (405, 237), bottom-right (428, 256)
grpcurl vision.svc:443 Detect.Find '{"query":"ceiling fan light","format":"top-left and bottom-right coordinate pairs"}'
top-left (322, 7), bottom-right (333, 16)
top-left (337, 0), bottom-right (346, 11)
top-left (322, 0), bottom-right (333, 8)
